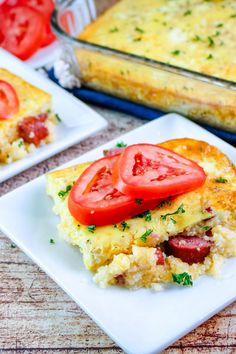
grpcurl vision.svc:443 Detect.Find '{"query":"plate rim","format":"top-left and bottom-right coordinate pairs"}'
top-left (0, 113), bottom-right (235, 354)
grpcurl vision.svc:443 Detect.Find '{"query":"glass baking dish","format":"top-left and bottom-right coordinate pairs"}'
top-left (52, 0), bottom-right (236, 133)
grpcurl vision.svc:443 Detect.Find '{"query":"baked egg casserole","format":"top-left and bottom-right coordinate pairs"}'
top-left (0, 68), bottom-right (57, 164)
top-left (77, 0), bottom-right (236, 132)
top-left (46, 138), bottom-right (236, 290)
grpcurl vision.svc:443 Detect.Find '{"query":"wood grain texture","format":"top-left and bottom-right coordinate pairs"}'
top-left (0, 107), bottom-right (235, 354)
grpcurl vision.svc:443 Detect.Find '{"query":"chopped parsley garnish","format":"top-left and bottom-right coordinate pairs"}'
top-left (206, 54), bottom-right (213, 60)
top-left (158, 199), bottom-right (172, 208)
top-left (87, 225), bottom-right (96, 233)
top-left (202, 225), bottom-right (211, 231)
top-left (120, 221), bottom-right (130, 231)
top-left (109, 27), bottom-right (119, 33)
top-left (215, 177), bottom-right (228, 183)
top-left (192, 35), bottom-right (201, 42)
top-left (216, 23), bottom-right (224, 28)
top-left (207, 36), bottom-right (215, 47)
top-left (10, 243), bottom-right (16, 249)
top-left (170, 218), bottom-right (177, 224)
top-left (230, 14), bottom-right (236, 18)
top-left (133, 37), bottom-right (142, 42)
top-left (161, 204), bottom-right (185, 221)
top-left (135, 27), bottom-right (144, 33)
top-left (55, 113), bottom-right (62, 122)
top-left (47, 109), bottom-right (51, 113)
top-left (116, 141), bottom-right (127, 148)
top-left (58, 185), bottom-right (72, 199)
top-left (213, 31), bottom-right (220, 37)
top-left (50, 238), bottom-right (55, 244)
top-left (172, 272), bottom-right (193, 286)
top-left (184, 9), bottom-right (192, 16)
top-left (18, 139), bottom-right (24, 148)
top-left (171, 49), bottom-right (180, 56)
top-left (113, 224), bottom-right (118, 228)
top-left (144, 210), bottom-right (152, 221)
top-left (135, 199), bottom-right (143, 205)
top-left (140, 229), bottom-right (153, 243)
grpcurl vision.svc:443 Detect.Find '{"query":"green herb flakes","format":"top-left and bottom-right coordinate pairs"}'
top-left (55, 113), bottom-right (62, 122)
top-left (230, 14), bottom-right (236, 18)
top-left (207, 54), bottom-right (213, 60)
top-left (120, 221), bottom-right (130, 231)
top-left (192, 35), bottom-right (201, 42)
top-left (116, 141), bottom-right (127, 148)
top-left (207, 36), bottom-right (215, 47)
top-left (133, 37), bottom-right (142, 42)
top-left (170, 218), bottom-right (177, 224)
top-left (172, 272), bottom-right (193, 286)
top-left (87, 225), bottom-right (96, 233)
top-left (158, 199), bottom-right (172, 208)
top-left (135, 199), bottom-right (143, 205)
top-left (109, 27), bottom-right (119, 33)
top-left (10, 243), bottom-right (16, 249)
top-left (135, 27), bottom-right (144, 33)
top-left (50, 238), bottom-right (55, 244)
top-left (184, 10), bottom-right (192, 16)
top-left (18, 139), bottom-right (24, 148)
top-left (215, 177), bottom-right (228, 183)
top-left (161, 204), bottom-right (185, 221)
top-left (171, 49), bottom-right (180, 56)
top-left (216, 23), bottom-right (224, 28)
top-left (144, 211), bottom-right (152, 221)
top-left (202, 225), bottom-right (211, 231)
top-left (58, 185), bottom-right (72, 199)
top-left (140, 229), bottom-right (153, 243)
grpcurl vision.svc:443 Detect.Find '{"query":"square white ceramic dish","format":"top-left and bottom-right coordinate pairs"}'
top-left (0, 48), bottom-right (107, 182)
top-left (0, 114), bottom-right (235, 354)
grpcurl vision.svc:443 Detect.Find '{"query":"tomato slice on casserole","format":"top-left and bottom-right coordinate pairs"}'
top-left (68, 155), bottom-right (161, 226)
top-left (112, 144), bottom-right (206, 199)
top-left (0, 80), bottom-right (19, 119)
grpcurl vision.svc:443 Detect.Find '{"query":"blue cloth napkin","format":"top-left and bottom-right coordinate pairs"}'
top-left (48, 68), bottom-right (236, 144)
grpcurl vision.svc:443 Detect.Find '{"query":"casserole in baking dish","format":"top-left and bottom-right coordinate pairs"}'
top-left (52, 0), bottom-right (236, 132)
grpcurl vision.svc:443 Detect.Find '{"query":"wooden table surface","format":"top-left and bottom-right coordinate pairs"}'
top-left (0, 107), bottom-right (235, 354)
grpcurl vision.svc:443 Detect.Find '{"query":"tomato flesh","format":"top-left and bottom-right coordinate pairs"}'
top-left (0, 80), bottom-right (19, 119)
top-left (18, 0), bottom-right (54, 19)
top-left (68, 155), bottom-right (161, 226)
top-left (1, 6), bottom-right (45, 60)
top-left (112, 144), bottom-right (206, 199)
top-left (18, 115), bottom-right (49, 145)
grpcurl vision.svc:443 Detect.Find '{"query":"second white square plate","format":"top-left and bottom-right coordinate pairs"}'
top-left (0, 114), bottom-right (235, 354)
top-left (0, 49), bottom-right (107, 182)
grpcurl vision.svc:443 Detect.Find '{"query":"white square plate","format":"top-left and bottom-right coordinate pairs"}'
top-left (0, 49), bottom-right (107, 182)
top-left (0, 114), bottom-right (235, 354)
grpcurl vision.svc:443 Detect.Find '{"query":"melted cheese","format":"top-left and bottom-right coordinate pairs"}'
top-left (46, 138), bottom-right (236, 289)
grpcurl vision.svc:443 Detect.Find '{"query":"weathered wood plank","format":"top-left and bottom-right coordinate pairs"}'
top-left (0, 234), bottom-right (235, 352)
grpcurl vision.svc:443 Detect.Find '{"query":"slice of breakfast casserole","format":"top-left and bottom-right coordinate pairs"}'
top-left (46, 138), bottom-right (236, 289)
top-left (0, 68), bottom-right (57, 164)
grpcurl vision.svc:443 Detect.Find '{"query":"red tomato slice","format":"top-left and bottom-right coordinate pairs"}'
top-left (18, 0), bottom-right (54, 19)
top-left (68, 155), bottom-right (161, 226)
top-left (0, 80), bottom-right (19, 120)
top-left (41, 20), bottom-right (56, 47)
top-left (1, 6), bottom-right (45, 60)
top-left (112, 144), bottom-right (206, 199)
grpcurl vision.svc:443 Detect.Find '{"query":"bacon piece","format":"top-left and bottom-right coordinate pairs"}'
top-left (167, 236), bottom-right (213, 264)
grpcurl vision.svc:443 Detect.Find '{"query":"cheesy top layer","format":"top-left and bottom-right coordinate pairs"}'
top-left (46, 138), bottom-right (236, 272)
top-left (80, 0), bottom-right (236, 82)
